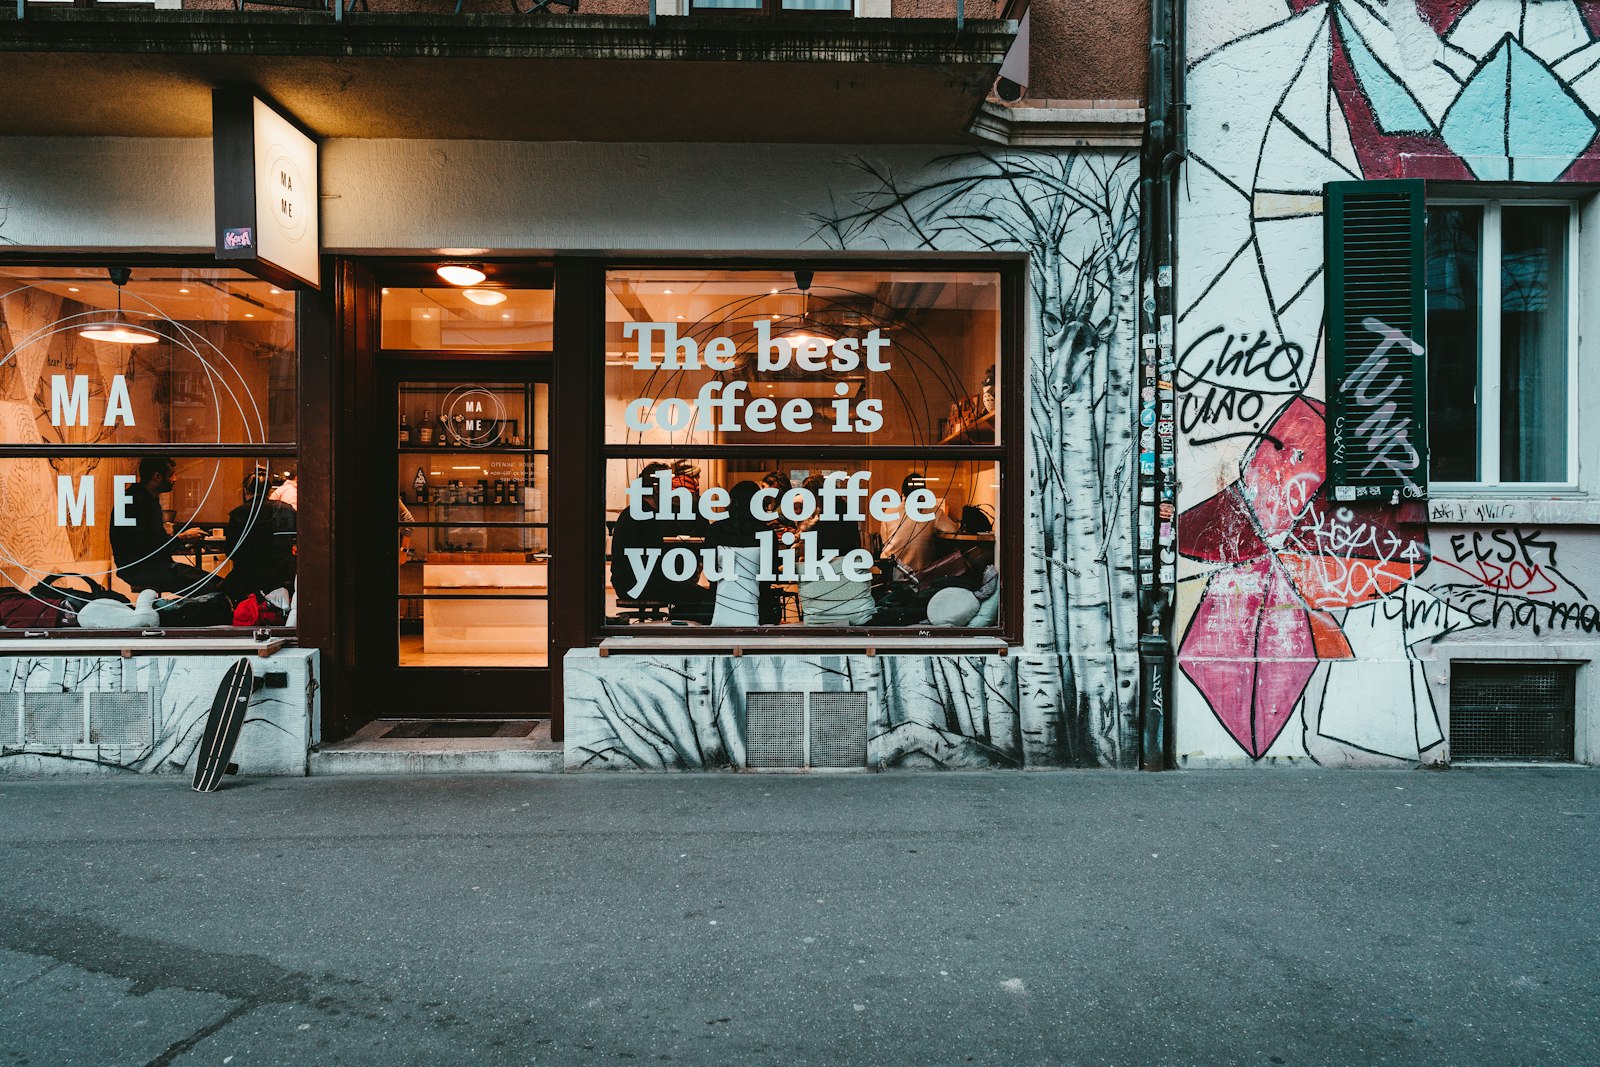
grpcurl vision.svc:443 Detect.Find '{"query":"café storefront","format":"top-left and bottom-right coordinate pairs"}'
top-left (0, 132), bottom-right (1145, 774)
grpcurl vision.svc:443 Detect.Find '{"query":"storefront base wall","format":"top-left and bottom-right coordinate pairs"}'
top-left (565, 649), bottom-right (1101, 771)
top-left (0, 651), bottom-right (318, 777)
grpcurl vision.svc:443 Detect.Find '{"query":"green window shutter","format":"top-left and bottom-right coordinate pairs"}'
top-left (1324, 179), bottom-right (1428, 502)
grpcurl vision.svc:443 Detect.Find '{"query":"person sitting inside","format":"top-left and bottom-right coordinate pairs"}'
top-left (610, 462), bottom-right (714, 624)
top-left (110, 456), bottom-right (218, 596)
top-left (223, 469), bottom-right (297, 602)
top-left (881, 472), bottom-right (957, 580)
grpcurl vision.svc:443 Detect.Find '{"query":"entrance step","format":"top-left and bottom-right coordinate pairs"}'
top-left (310, 719), bottom-right (561, 775)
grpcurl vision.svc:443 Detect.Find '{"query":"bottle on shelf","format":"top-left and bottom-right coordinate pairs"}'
top-left (412, 467), bottom-right (428, 504)
top-left (419, 409), bottom-right (433, 446)
top-left (399, 410), bottom-right (412, 445)
top-left (439, 412), bottom-right (451, 447)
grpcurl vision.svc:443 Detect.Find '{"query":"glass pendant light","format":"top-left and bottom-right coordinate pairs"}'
top-left (78, 267), bottom-right (160, 345)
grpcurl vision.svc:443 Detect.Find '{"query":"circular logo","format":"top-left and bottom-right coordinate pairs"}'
top-left (266, 148), bottom-right (309, 244)
top-left (441, 387), bottom-right (507, 448)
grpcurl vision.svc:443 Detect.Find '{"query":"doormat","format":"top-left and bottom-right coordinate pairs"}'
top-left (382, 720), bottom-right (539, 739)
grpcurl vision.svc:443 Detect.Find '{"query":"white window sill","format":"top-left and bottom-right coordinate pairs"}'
top-left (1428, 495), bottom-right (1600, 525)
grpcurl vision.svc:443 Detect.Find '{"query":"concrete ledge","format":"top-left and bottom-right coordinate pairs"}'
top-left (969, 102), bottom-right (1145, 147)
top-left (1428, 495), bottom-right (1600, 526)
top-left (310, 745), bottom-right (561, 775)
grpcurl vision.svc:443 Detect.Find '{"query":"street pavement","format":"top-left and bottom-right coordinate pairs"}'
top-left (1, 767), bottom-right (1596, 1066)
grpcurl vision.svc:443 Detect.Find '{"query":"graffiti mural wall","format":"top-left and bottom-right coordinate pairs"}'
top-left (0, 651), bottom-right (318, 776)
top-left (1177, 0), bottom-right (1600, 765)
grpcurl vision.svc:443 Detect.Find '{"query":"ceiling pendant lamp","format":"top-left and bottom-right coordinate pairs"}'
top-left (78, 267), bottom-right (160, 345)
top-left (462, 288), bottom-right (507, 306)
top-left (436, 262), bottom-right (487, 287)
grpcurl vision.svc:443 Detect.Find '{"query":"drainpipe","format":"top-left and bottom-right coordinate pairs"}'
top-left (1138, 0), bottom-right (1183, 770)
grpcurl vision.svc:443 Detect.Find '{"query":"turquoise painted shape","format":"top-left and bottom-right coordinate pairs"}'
top-left (1508, 40), bottom-right (1595, 180)
top-left (1338, 11), bottom-right (1432, 135)
top-left (1441, 36), bottom-right (1596, 182)
top-left (1441, 42), bottom-right (1511, 180)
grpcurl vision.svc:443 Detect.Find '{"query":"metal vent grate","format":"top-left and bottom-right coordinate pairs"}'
top-left (807, 692), bottom-right (868, 769)
top-left (23, 693), bottom-right (85, 746)
top-left (746, 692), bottom-right (806, 769)
top-left (1450, 662), bottom-right (1576, 762)
top-left (0, 693), bottom-right (20, 744)
top-left (89, 692), bottom-right (154, 746)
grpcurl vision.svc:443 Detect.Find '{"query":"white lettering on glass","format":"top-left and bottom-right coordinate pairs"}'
top-left (57, 476), bottom-right (93, 526)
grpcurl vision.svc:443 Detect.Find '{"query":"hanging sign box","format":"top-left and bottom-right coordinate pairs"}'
top-left (212, 89), bottom-right (320, 290)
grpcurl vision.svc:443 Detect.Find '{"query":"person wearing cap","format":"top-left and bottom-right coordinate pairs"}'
top-left (222, 468), bottom-right (297, 602)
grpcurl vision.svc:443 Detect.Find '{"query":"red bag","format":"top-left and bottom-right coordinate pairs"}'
top-left (232, 593), bottom-right (286, 628)
top-left (0, 587), bottom-right (72, 629)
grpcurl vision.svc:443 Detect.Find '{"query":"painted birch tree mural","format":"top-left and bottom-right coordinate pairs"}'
top-left (814, 151), bottom-right (1142, 767)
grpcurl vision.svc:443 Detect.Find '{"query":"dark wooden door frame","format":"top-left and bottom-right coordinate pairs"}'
top-left (326, 258), bottom-right (565, 735)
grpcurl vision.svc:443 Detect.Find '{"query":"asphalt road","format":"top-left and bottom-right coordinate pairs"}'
top-left (1, 767), bottom-right (1596, 1066)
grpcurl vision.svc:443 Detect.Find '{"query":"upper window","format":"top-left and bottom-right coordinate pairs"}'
top-left (1323, 181), bottom-right (1580, 501)
top-left (1426, 201), bottom-right (1576, 487)
top-left (0, 266), bottom-right (298, 628)
top-left (602, 266), bottom-right (1008, 631)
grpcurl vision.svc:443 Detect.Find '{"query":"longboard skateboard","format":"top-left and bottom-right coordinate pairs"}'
top-left (193, 658), bottom-right (253, 793)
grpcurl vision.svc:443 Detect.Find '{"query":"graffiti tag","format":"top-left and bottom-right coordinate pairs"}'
top-left (1333, 318), bottom-right (1424, 495)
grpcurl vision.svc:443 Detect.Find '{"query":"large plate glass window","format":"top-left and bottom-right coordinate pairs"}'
top-left (0, 266), bottom-right (297, 629)
top-left (1426, 200), bottom-right (1577, 487)
top-left (602, 267), bottom-right (1007, 631)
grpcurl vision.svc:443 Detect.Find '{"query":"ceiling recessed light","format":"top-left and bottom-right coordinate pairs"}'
top-left (382, 288), bottom-right (390, 295)
top-left (501, 313), bottom-right (511, 319)
top-left (270, 288), bottom-right (281, 295)
top-left (436, 263), bottom-right (486, 286)
top-left (244, 313), bottom-right (254, 318)
top-left (67, 287), bottom-right (79, 293)
top-left (178, 288), bottom-right (189, 294)
top-left (676, 315), bottom-right (685, 320)
top-left (769, 288), bottom-right (778, 294)
top-left (663, 288), bottom-right (674, 295)
top-left (422, 312), bottom-right (432, 319)
top-left (463, 289), bottom-right (507, 307)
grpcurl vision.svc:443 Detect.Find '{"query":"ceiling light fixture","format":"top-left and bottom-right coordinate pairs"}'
top-left (436, 263), bottom-right (487, 287)
top-left (78, 267), bottom-right (160, 345)
top-left (463, 289), bottom-right (507, 307)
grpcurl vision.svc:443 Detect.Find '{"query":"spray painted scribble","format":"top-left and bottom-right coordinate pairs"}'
top-left (1177, 2), bottom-right (1600, 764)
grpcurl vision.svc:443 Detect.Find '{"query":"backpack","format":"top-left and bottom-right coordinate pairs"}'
top-left (29, 573), bottom-right (128, 614)
top-left (0, 587), bottom-right (73, 629)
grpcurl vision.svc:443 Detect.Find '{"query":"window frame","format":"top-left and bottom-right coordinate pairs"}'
top-left (1427, 196), bottom-right (1581, 494)
top-left (0, 256), bottom-right (302, 636)
top-left (593, 256), bottom-right (1027, 644)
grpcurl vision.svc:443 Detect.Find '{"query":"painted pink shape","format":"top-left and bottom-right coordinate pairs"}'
top-left (1241, 397), bottom-right (1326, 539)
top-left (1180, 557), bottom-right (1318, 759)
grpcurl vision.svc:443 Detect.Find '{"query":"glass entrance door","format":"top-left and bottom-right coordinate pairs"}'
top-left (377, 369), bottom-right (552, 716)
top-left (397, 380), bottom-right (549, 668)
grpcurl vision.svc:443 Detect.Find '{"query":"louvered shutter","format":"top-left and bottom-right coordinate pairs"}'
top-left (1324, 179), bottom-right (1428, 501)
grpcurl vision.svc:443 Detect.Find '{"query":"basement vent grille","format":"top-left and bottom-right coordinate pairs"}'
top-left (89, 692), bottom-right (154, 746)
top-left (0, 693), bottom-right (19, 744)
top-left (1450, 662), bottom-right (1576, 762)
top-left (746, 693), bottom-right (805, 769)
top-left (807, 692), bottom-right (868, 769)
top-left (745, 691), bottom-right (867, 770)
top-left (23, 693), bottom-right (85, 747)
